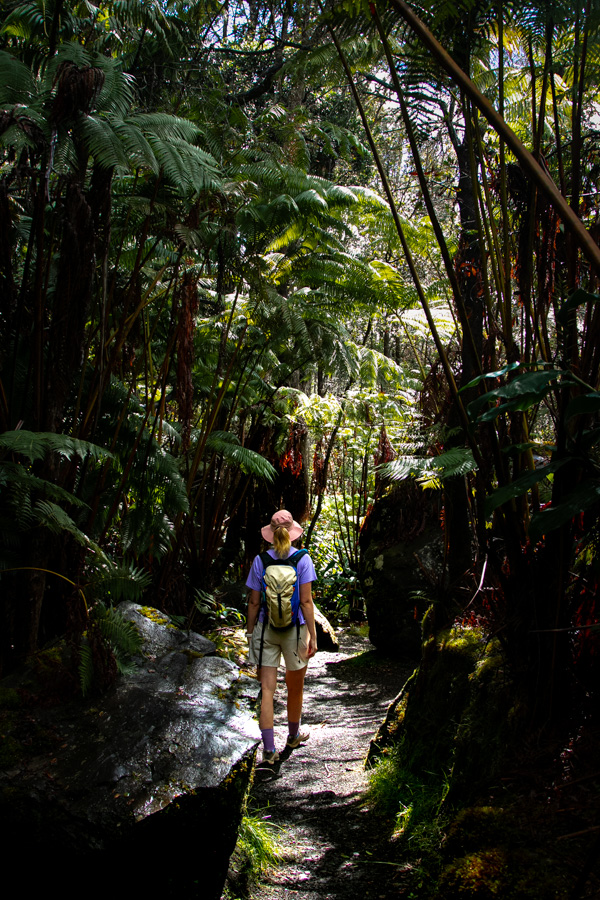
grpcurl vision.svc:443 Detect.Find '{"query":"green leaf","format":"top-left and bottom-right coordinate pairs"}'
top-left (579, 428), bottom-right (600, 453)
top-left (494, 369), bottom-right (566, 399)
top-left (381, 447), bottom-right (477, 483)
top-left (484, 460), bottom-right (568, 517)
top-left (0, 430), bottom-right (112, 463)
top-left (566, 392), bottom-right (600, 420)
top-left (476, 401), bottom-right (518, 423)
top-left (501, 442), bottom-right (537, 454)
top-left (556, 288), bottom-right (600, 326)
top-left (458, 361), bottom-right (522, 394)
top-left (529, 480), bottom-right (600, 543)
top-left (205, 431), bottom-right (277, 482)
top-left (468, 369), bottom-right (570, 421)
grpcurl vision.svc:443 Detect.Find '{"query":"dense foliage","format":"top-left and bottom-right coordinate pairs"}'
top-left (0, 0), bottom-right (418, 678)
top-left (0, 0), bottom-right (599, 738)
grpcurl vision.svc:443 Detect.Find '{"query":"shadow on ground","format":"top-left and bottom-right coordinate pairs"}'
top-left (235, 630), bottom-right (416, 900)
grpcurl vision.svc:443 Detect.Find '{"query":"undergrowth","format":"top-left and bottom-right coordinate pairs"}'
top-left (224, 807), bottom-right (283, 898)
top-left (366, 739), bottom-right (449, 894)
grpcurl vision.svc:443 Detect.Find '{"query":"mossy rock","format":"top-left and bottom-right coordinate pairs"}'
top-left (443, 806), bottom-right (518, 857)
top-left (0, 686), bottom-right (20, 710)
top-left (359, 480), bottom-right (444, 656)
top-left (366, 626), bottom-right (585, 900)
top-left (444, 638), bottom-right (525, 805)
top-left (368, 625), bottom-right (518, 800)
top-left (439, 846), bottom-right (567, 898)
top-left (402, 627), bottom-right (500, 775)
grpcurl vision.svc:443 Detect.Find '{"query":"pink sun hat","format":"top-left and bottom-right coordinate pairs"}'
top-left (261, 509), bottom-right (304, 542)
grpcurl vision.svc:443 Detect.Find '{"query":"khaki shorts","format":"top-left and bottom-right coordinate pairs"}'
top-left (248, 623), bottom-right (308, 671)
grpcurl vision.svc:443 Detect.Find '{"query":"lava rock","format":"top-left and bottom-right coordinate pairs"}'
top-left (0, 602), bottom-right (260, 897)
top-left (314, 604), bottom-right (339, 652)
top-left (360, 481), bottom-right (444, 655)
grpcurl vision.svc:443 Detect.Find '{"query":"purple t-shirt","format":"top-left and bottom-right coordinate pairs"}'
top-left (246, 548), bottom-right (317, 624)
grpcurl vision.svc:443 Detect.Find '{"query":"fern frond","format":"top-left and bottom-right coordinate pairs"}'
top-left (295, 188), bottom-right (329, 213)
top-left (205, 431), bottom-right (277, 481)
top-left (128, 111), bottom-right (201, 144)
top-left (87, 561), bottom-right (152, 603)
top-left (0, 430), bottom-right (112, 464)
top-left (112, 115), bottom-right (159, 172)
top-left (417, 473), bottom-right (443, 490)
top-left (78, 639), bottom-right (94, 697)
top-left (148, 136), bottom-right (223, 193)
top-left (34, 500), bottom-right (109, 560)
top-left (433, 448), bottom-right (479, 479)
top-left (94, 603), bottom-right (143, 657)
top-left (380, 448), bottom-right (477, 484)
top-left (0, 49), bottom-right (36, 105)
top-left (1, 462), bottom-right (89, 510)
top-left (78, 113), bottom-right (130, 170)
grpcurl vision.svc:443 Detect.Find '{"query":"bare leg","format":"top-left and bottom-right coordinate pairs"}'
top-left (285, 666), bottom-right (307, 724)
top-left (258, 665), bottom-right (278, 730)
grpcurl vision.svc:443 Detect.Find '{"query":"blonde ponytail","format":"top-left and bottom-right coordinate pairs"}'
top-left (272, 525), bottom-right (291, 558)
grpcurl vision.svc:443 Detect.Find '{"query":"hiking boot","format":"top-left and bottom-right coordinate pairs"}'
top-left (261, 749), bottom-right (279, 765)
top-left (286, 730), bottom-right (309, 749)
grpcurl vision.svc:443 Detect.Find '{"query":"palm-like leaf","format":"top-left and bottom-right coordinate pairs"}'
top-left (205, 431), bottom-right (277, 482)
top-left (380, 447), bottom-right (478, 484)
top-left (0, 430), bottom-right (112, 463)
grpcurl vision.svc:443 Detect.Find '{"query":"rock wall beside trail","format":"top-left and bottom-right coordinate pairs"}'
top-left (365, 627), bottom-right (576, 898)
top-left (0, 602), bottom-right (260, 897)
top-left (314, 603), bottom-right (339, 651)
top-left (360, 481), bottom-right (444, 655)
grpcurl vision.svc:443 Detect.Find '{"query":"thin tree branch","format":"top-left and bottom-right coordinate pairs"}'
top-left (384, 0), bottom-right (600, 273)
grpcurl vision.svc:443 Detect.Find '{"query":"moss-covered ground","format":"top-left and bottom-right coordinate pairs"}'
top-left (364, 625), bottom-right (600, 899)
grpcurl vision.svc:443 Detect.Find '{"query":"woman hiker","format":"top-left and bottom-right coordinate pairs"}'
top-left (245, 509), bottom-right (318, 764)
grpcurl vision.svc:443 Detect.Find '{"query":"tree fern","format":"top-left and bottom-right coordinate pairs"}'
top-left (1, 462), bottom-right (88, 509)
top-left (205, 431), bottom-right (277, 482)
top-left (0, 50), bottom-right (36, 104)
top-left (78, 640), bottom-right (94, 697)
top-left (0, 430), bottom-right (113, 464)
top-left (79, 602), bottom-right (143, 695)
top-left (380, 447), bottom-right (478, 485)
top-left (86, 561), bottom-right (152, 604)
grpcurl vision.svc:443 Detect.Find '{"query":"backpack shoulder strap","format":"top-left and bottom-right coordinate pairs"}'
top-left (259, 550), bottom-right (274, 570)
top-left (260, 549), bottom-right (307, 570)
top-left (289, 548), bottom-right (308, 567)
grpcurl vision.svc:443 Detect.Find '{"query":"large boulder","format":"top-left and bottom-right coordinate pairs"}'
top-left (360, 481), bottom-right (444, 655)
top-left (314, 604), bottom-right (339, 652)
top-left (0, 602), bottom-right (260, 897)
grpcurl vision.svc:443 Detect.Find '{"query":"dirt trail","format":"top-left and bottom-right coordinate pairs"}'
top-left (244, 630), bottom-right (415, 899)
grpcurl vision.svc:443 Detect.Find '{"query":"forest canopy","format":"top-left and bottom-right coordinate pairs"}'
top-left (0, 0), bottom-right (599, 729)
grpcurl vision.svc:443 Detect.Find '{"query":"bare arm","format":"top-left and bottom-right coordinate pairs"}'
top-left (246, 589), bottom-right (261, 634)
top-left (300, 581), bottom-right (317, 658)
